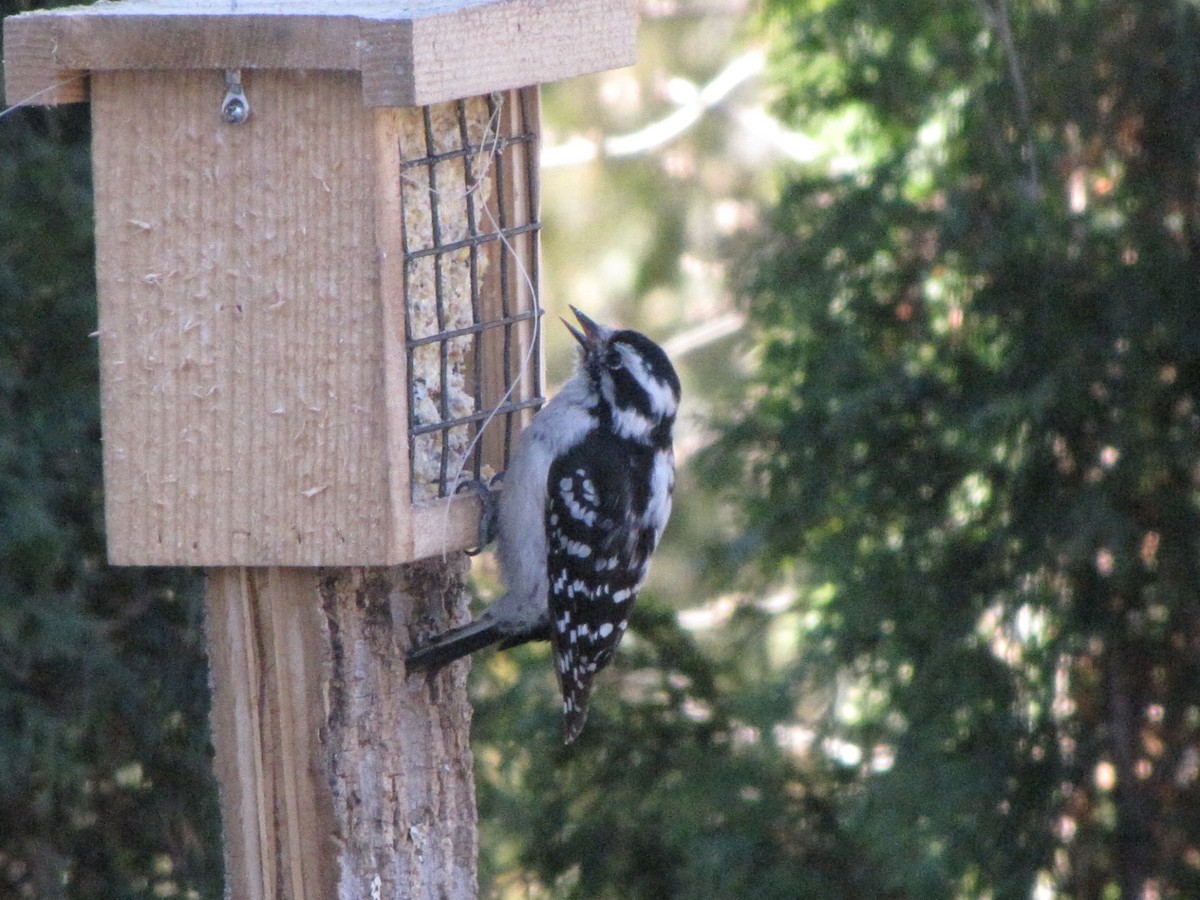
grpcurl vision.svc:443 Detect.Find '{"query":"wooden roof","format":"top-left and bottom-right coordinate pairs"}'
top-left (3, 0), bottom-right (636, 107)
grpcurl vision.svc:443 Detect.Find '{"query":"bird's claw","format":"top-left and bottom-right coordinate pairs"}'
top-left (457, 473), bottom-right (503, 554)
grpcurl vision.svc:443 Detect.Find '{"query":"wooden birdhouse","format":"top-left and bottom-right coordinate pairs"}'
top-left (4, 2), bottom-right (638, 896)
top-left (4, 0), bottom-right (637, 568)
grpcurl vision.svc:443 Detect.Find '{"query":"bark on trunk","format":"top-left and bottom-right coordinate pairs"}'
top-left (204, 558), bottom-right (477, 900)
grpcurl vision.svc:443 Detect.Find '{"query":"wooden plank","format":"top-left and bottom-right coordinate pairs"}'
top-left (410, 494), bottom-right (488, 560)
top-left (3, 0), bottom-right (637, 108)
top-left (52, 13), bottom-right (367, 70)
top-left (205, 568), bottom-right (336, 900)
top-left (205, 563), bottom-right (478, 899)
top-left (1, 16), bottom-right (87, 107)
top-left (92, 69), bottom-right (392, 565)
top-left (374, 107), bottom-right (417, 563)
top-left (368, 0), bottom-right (637, 106)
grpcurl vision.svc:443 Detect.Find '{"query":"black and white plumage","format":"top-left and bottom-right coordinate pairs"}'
top-left (406, 306), bottom-right (680, 743)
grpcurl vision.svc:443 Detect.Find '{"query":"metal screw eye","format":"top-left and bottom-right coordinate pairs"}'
top-left (220, 70), bottom-right (250, 125)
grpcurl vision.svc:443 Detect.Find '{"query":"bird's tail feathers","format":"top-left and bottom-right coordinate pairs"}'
top-left (561, 680), bottom-right (594, 744)
top-left (405, 616), bottom-right (503, 676)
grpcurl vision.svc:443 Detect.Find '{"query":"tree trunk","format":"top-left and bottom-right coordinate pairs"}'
top-left (1107, 639), bottom-right (1153, 900)
top-left (204, 559), bottom-right (477, 900)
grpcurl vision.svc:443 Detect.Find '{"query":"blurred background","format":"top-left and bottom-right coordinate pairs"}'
top-left (5, 0), bottom-right (1200, 896)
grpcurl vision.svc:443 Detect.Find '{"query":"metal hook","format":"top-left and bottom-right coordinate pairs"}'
top-left (220, 70), bottom-right (250, 125)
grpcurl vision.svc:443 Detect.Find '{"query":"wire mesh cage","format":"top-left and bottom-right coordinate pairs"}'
top-left (395, 88), bottom-right (544, 502)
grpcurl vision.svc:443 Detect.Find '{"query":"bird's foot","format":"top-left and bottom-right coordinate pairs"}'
top-left (456, 473), bottom-right (503, 554)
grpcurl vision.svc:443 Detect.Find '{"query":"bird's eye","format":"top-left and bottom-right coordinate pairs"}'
top-left (606, 347), bottom-right (624, 370)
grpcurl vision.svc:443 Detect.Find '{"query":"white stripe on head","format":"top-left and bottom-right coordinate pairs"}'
top-left (618, 344), bottom-right (678, 418)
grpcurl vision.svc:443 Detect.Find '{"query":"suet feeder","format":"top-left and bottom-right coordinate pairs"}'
top-left (4, 0), bottom-right (636, 567)
top-left (3, 1), bottom-right (637, 895)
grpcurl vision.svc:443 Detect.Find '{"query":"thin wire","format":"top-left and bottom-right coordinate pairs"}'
top-left (0, 76), bottom-right (87, 122)
top-left (491, 91), bottom-right (517, 460)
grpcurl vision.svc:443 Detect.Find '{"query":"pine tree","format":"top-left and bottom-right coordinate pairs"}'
top-left (710, 1), bottom-right (1200, 895)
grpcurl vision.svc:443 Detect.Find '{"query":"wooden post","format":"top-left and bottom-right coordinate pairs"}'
top-left (2, 2), bottom-right (638, 896)
top-left (205, 564), bottom-right (477, 900)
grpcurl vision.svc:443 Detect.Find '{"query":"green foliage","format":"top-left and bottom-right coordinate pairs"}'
top-left (473, 600), bottom-right (883, 899)
top-left (1, 4), bottom-right (221, 895)
top-left (705, 0), bottom-right (1200, 895)
top-left (10, 0), bottom-right (1200, 895)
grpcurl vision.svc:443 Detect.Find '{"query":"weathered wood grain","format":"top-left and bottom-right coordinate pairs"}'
top-left (205, 562), bottom-right (478, 900)
top-left (2, 0), bottom-right (637, 108)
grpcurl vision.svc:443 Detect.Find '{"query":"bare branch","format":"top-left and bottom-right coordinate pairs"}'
top-left (541, 49), bottom-right (766, 167)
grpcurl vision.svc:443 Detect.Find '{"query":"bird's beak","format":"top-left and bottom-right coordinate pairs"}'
top-left (562, 305), bottom-right (604, 349)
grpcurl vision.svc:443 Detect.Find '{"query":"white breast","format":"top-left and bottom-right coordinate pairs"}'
top-left (495, 375), bottom-right (597, 609)
top-left (644, 449), bottom-right (675, 538)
